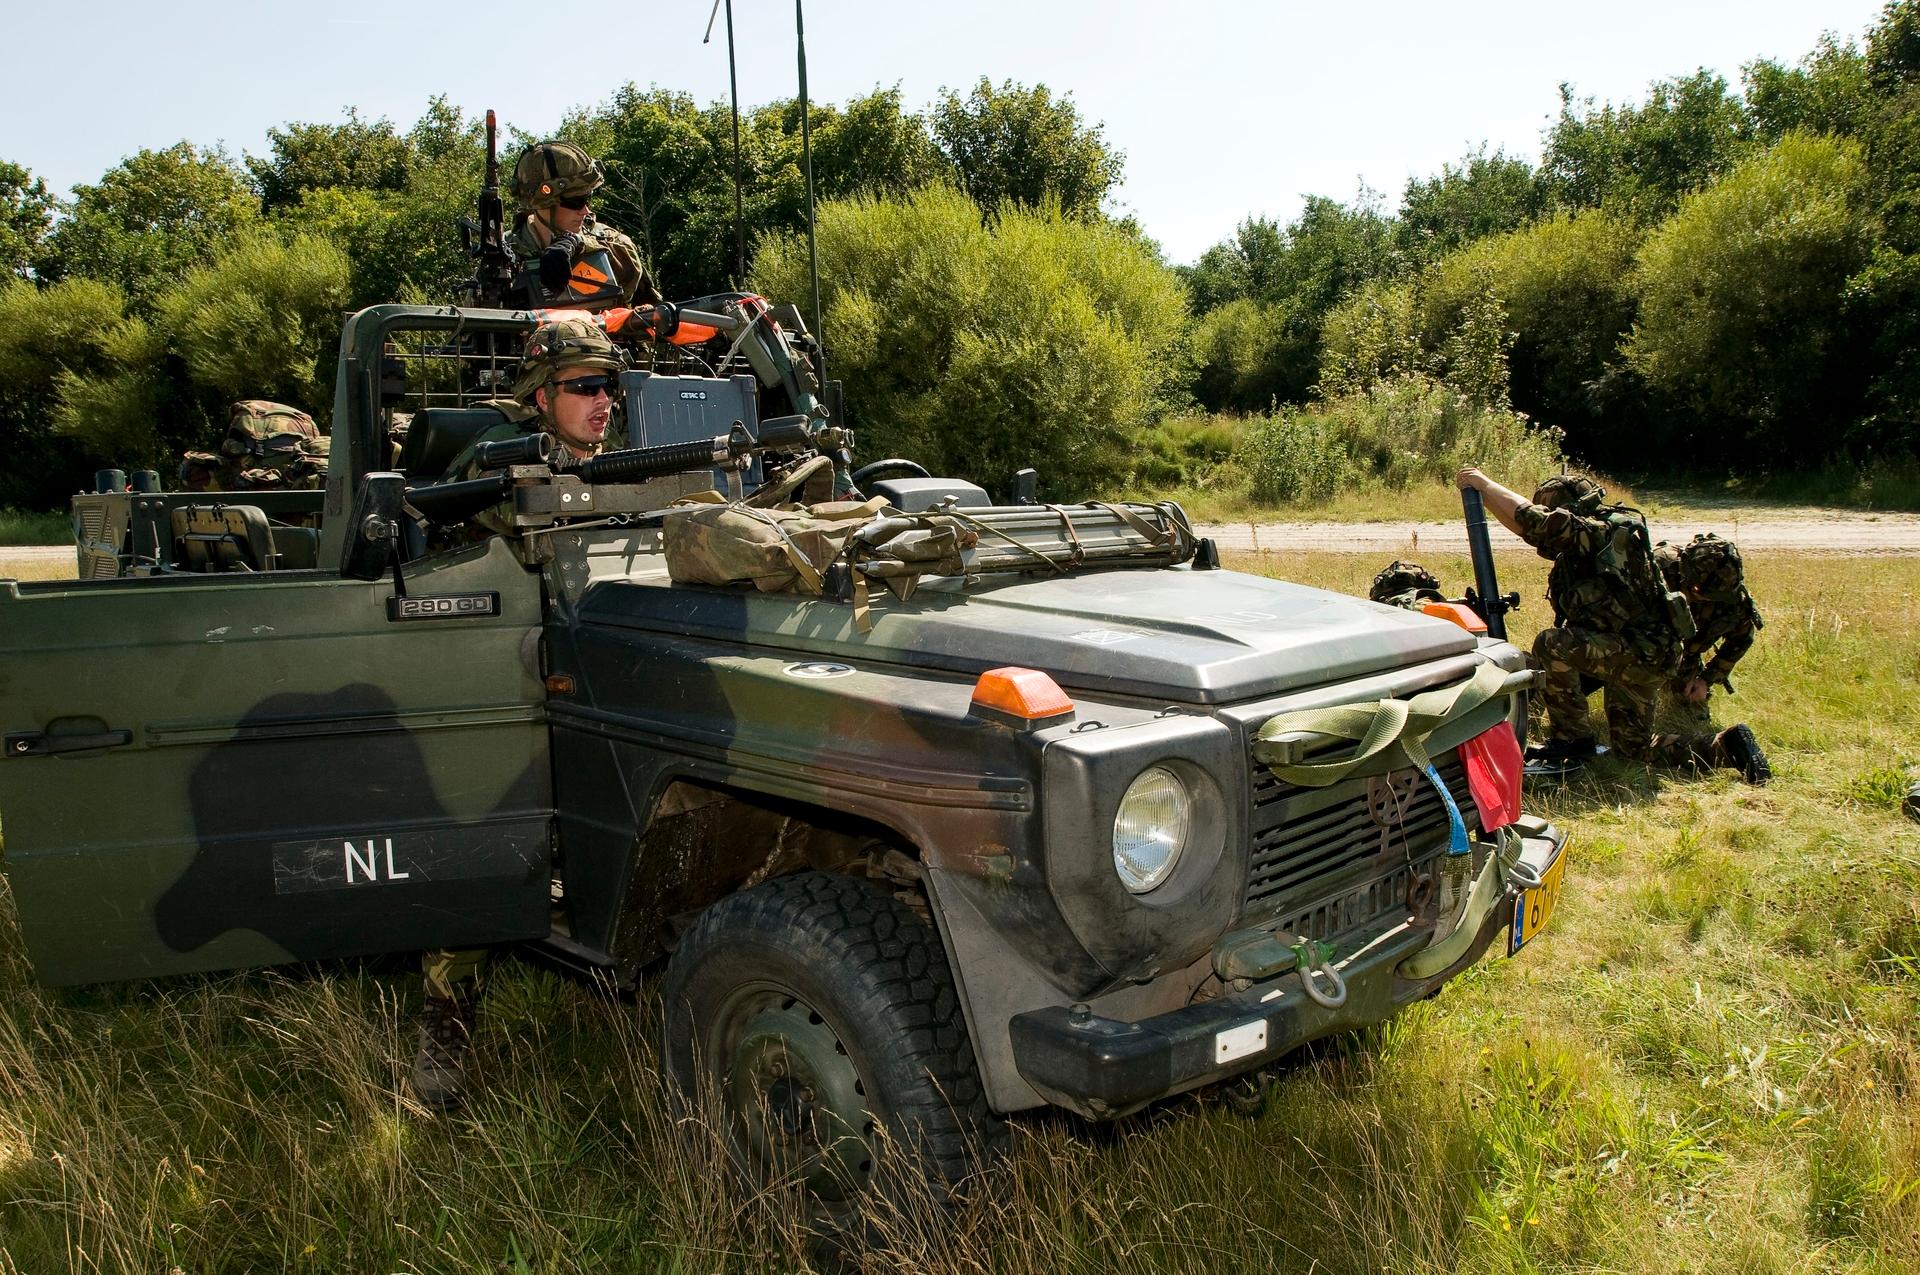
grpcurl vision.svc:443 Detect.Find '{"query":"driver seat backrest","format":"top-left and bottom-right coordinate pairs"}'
top-left (170, 504), bottom-right (275, 573)
top-left (398, 406), bottom-right (514, 480)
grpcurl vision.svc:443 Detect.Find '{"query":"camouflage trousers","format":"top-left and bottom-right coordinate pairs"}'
top-left (1531, 626), bottom-right (1716, 768)
top-left (422, 947), bottom-right (489, 1000)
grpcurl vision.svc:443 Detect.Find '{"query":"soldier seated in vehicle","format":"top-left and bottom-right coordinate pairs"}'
top-left (1456, 466), bottom-right (1770, 785)
top-left (1655, 533), bottom-right (1762, 733)
top-left (509, 139), bottom-right (659, 309)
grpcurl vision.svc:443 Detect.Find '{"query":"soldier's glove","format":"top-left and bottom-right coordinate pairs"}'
top-left (539, 234), bottom-right (582, 292)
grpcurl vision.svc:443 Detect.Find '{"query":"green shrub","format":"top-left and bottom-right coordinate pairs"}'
top-left (1241, 374), bottom-right (1565, 507)
top-left (1626, 131), bottom-right (1873, 458)
top-left (752, 185), bottom-right (1189, 498)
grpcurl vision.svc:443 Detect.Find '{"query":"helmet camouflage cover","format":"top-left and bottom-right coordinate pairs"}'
top-left (1676, 532), bottom-right (1745, 601)
top-left (513, 316), bottom-right (623, 401)
top-left (1531, 473), bottom-right (1607, 515)
top-left (1368, 560), bottom-right (1443, 605)
top-left (512, 140), bottom-right (605, 210)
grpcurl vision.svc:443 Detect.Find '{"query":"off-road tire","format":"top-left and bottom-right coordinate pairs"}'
top-left (661, 870), bottom-right (1007, 1219)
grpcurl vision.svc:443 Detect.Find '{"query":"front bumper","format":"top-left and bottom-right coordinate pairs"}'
top-left (1008, 815), bottom-right (1567, 1119)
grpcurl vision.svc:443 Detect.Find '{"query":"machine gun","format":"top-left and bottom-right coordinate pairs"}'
top-left (456, 109), bottom-right (517, 307)
top-left (403, 415), bottom-right (818, 528)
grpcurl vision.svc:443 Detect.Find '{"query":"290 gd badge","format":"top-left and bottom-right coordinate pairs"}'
top-left (387, 592), bottom-right (502, 622)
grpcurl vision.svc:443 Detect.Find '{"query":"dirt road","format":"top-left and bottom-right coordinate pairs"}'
top-left (1194, 510), bottom-right (1920, 555)
top-left (5, 508), bottom-right (1919, 580)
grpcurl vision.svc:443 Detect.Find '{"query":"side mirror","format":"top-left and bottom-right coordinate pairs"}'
top-left (341, 472), bottom-right (407, 581)
top-left (1013, 468), bottom-right (1038, 506)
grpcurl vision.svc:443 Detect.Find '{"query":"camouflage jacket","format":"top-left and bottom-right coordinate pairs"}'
top-left (508, 216), bottom-right (659, 307)
top-left (1514, 501), bottom-right (1682, 671)
top-left (1655, 545), bottom-right (1762, 689)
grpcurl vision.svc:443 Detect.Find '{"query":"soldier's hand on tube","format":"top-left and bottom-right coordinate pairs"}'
top-left (1456, 467), bottom-right (1487, 491)
top-left (1684, 677), bottom-right (1710, 704)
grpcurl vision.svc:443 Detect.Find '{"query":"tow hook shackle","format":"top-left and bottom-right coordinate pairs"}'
top-left (1292, 939), bottom-right (1348, 1009)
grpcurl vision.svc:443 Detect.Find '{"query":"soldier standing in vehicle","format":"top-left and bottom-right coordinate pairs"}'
top-left (410, 317), bottom-right (627, 1110)
top-left (509, 140), bottom-right (660, 308)
top-left (1454, 467), bottom-right (1770, 784)
top-left (1655, 533), bottom-right (1762, 732)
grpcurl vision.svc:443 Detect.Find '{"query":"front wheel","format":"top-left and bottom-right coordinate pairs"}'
top-left (660, 871), bottom-right (1005, 1219)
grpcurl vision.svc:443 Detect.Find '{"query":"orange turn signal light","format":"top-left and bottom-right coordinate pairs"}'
top-left (544, 674), bottom-right (577, 694)
top-left (970, 666), bottom-right (1075, 721)
top-left (1421, 601), bottom-right (1489, 634)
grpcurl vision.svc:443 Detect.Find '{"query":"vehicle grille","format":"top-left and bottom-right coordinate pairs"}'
top-left (1244, 751), bottom-right (1476, 925)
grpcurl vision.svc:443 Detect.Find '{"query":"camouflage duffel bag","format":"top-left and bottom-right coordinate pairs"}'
top-left (220, 400), bottom-right (329, 490)
top-left (664, 495), bottom-right (891, 594)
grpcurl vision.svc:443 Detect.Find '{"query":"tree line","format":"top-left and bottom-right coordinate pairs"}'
top-left (3, 5), bottom-right (1917, 510)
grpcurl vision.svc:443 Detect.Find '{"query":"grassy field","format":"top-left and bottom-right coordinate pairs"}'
top-left (0, 511), bottom-right (68, 548)
top-left (0, 550), bottom-right (1916, 1273)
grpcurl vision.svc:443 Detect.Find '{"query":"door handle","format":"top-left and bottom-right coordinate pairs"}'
top-left (6, 729), bottom-right (133, 757)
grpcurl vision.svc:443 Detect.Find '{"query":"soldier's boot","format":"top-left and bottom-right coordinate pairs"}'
top-left (1712, 724), bottom-right (1771, 786)
top-left (409, 984), bottom-right (479, 1110)
top-left (1524, 736), bottom-right (1597, 764)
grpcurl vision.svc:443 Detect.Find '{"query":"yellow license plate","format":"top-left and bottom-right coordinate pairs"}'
top-left (1509, 842), bottom-right (1569, 955)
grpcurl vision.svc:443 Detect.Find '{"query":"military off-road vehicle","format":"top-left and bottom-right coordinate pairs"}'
top-left (2, 300), bottom-right (1568, 1213)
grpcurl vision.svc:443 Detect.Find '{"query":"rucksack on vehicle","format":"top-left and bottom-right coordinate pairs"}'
top-left (180, 401), bottom-right (330, 492)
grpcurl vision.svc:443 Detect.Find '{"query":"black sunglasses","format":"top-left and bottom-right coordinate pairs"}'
top-left (557, 194), bottom-right (591, 211)
top-left (555, 374), bottom-right (615, 397)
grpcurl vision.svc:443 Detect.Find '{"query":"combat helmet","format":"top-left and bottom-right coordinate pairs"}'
top-left (1368, 560), bottom-right (1442, 605)
top-left (1531, 473), bottom-right (1606, 515)
top-left (513, 316), bottom-right (623, 401)
top-left (512, 140), bottom-right (605, 211)
top-left (1675, 533), bottom-right (1745, 602)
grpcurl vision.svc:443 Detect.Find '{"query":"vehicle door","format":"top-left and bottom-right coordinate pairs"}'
top-left (0, 537), bottom-right (552, 986)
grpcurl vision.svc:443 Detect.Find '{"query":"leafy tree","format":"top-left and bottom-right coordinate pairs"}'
top-left (0, 160), bottom-right (55, 279)
top-left (41, 143), bottom-right (259, 313)
top-left (573, 85), bottom-right (944, 297)
top-left (1183, 194), bottom-right (1400, 409)
top-left (1538, 71), bottom-right (1753, 223)
top-left (0, 278), bottom-right (152, 504)
top-left (929, 79), bottom-right (1123, 219)
top-left (1420, 212), bottom-right (1642, 458)
top-left (156, 231), bottom-right (350, 417)
top-left (247, 110), bottom-right (415, 212)
top-left (1626, 132), bottom-right (1872, 458)
top-left (752, 186), bottom-right (1187, 497)
top-left (1746, 35), bottom-right (1874, 140)
top-left (1182, 217), bottom-right (1285, 314)
top-left (1397, 147), bottom-right (1540, 261)
top-left (1190, 298), bottom-right (1292, 411)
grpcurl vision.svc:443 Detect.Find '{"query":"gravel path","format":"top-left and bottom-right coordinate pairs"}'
top-left (7, 509), bottom-right (1920, 579)
top-left (1195, 511), bottom-right (1920, 556)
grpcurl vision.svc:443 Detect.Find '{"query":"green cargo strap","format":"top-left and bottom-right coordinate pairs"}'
top-left (1252, 660), bottom-right (1509, 788)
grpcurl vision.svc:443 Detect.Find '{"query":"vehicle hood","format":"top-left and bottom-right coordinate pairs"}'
top-left (580, 564), bottom-right (1477, 705)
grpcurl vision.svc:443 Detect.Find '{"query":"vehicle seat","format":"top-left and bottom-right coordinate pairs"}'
top-left (171, 504), bottom-right (275, 573)
top-left (398, 406), bottom-right (514, 480)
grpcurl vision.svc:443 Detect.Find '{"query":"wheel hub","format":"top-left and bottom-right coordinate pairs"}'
top-left (723, 996), bottom-right (874, 1199)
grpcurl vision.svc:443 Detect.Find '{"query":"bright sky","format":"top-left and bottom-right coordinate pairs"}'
top-left (2, 0), bottom-right (1885, 265)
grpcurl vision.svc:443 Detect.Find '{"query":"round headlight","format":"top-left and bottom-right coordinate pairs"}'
top-left (1112, 765), bottom-right (1192, 894)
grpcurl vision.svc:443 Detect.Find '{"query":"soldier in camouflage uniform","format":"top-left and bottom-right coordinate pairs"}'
top-left (1456, 467), bottom-right (1769, 784)
top-left (509, 140), bottom-right (659, 309)
top-left (410, 317), bottom-right (627, 1110)
top-left (1654, 534), bottom-right (1761, 732)
top-left (1368, 560), bottom-right (1446, 611)
top-left (433, 315), bottom-right (629, 542)
top-left (178, 401), bottom-right (329, 493)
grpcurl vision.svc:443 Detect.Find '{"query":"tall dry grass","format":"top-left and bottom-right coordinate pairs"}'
top-left (1, 550), bottom-right (1916, 1272)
